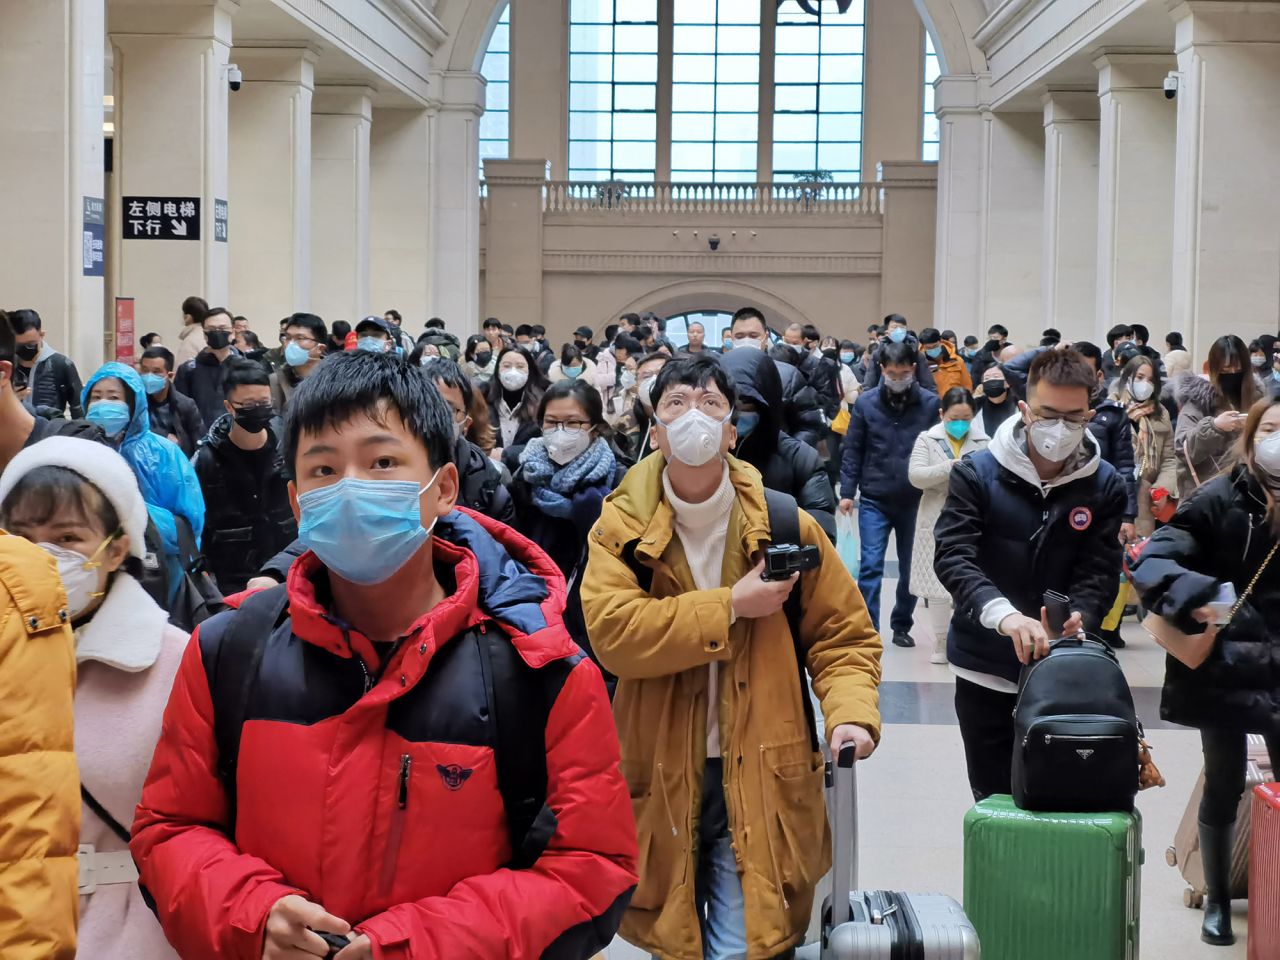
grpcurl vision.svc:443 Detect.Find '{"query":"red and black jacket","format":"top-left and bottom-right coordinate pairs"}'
top-left (131, 508), bottom-right (637, 959)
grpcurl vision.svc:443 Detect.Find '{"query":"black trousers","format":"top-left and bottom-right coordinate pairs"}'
top-left (954, 677), bottom-right (1017, 802)
top-left (1199, 728), bottom-right (1280, 826)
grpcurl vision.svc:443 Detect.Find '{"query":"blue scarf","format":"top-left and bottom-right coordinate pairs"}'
top-left (520, 436), bottom-right (616, 518)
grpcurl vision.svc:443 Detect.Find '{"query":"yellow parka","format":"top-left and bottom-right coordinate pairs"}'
top-left (582, 454), bottom-right (882, 960)
top-left (0, 533), bottom-right (79, 959)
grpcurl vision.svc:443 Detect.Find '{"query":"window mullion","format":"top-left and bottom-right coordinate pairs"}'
top-left (756, 0), bottom-right (775, 184)
top-left (656, 0), bottom-right (674, 180)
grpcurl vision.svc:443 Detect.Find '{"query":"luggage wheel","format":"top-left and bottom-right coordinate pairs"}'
top-left (1165, 846), bottom-right (1177, 867)
top-left (1184, 887), bottom-right (1204, 909)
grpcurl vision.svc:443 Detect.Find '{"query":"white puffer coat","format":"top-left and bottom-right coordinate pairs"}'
top-left (907, 421), bottom-right (990, 601)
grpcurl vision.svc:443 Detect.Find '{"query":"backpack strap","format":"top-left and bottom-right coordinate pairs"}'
top-left (761, 488), bottom-right (820, 754)
top-left (209, 585), bottom-right (291, 819)
top-left (477, 626), bottom-right (551, 869)
top-left (81, 786), bottom-right (131, 845)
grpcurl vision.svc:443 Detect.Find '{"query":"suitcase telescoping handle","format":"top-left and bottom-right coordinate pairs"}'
top-left (828, 744), bottom-right (859, 927)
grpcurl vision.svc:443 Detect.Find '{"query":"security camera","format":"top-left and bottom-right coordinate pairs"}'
top-left (708, 234), bottom-right (721, 252)
top-left (1163, 72), bottom-right (1179, 100)
top-left (227, 64), bottom-right (242, 92)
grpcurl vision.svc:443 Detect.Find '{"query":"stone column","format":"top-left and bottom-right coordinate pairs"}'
top-left (310, 85), bottom-right (372, 326)
top-left (509, 0), bottom-right (567, 178)
top-left (228, 46), bottom-right (315, 324)
top-left (1094, 53), bottom-right (1177, 343)
top-left (371, 108), bottom-right (433, 323)
top-left (862, 0), bottom-right (927, 177)
top-left (1170, 0), bottom-right (1280, 359)
top-left (0, 0), bottom-right (106, 370)
top-left (110, 0), bottom-right (234, 338)
top-left (984, 111), bottom-right (1045, 348)
top-left (428, 71), bottom-right (485, 333)
top-left (879, 161), bottom-right (937, 323)
top-left (930, 75), bottom-right (987, 336)
top-left (1042, 90), bottom-right (1099, 333)
top-left (482, 159), bottom-right (548, 334)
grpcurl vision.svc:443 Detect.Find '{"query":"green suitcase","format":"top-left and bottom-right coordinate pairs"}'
top-left (963, 795), bottom-right (1143, 960)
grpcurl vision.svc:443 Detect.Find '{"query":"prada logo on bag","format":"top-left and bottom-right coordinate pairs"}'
top-left (1076, 749), bottom-right (1095, 760)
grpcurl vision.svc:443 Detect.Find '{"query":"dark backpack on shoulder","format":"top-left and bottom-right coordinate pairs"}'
top-left (207, 585), bottom-right (553, 868)
top-left (1012, 635), bottom-right (1140, 812)
top-left (135, 516), bottom-right (228, 633)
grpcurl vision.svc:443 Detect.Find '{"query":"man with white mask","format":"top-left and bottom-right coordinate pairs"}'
top-left (933, 348), bottom-right (1128, 801)
top-left (582, 355), bottom-right (883, 960)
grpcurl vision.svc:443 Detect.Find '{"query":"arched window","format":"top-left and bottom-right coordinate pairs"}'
top-left (564, 0), bottom-right (870, 183)
top-left (922, 33), bottom-right (940, 162)
top-left (479, 7), bottom-right (511, 174)
top-left (569, 0), bottom-right (660, 181)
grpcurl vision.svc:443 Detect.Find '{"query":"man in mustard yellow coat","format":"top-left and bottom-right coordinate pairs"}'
top-left (582, 356), bottom-right (883, 960)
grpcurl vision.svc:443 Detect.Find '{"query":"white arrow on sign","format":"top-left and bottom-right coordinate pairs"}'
top-left (170, 219), bottom-right (188, 237)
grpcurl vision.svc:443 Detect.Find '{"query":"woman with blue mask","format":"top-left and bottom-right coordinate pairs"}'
top-left (719, 346), bottom-right (838, 543)
top-left (549, 343), bottom-right (597, 387)
top-left (907, 387), bottom-right (990, 663)
top-left (81, 363), bottom-right (205, 580)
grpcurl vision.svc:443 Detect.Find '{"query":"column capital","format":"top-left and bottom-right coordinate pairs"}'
top-left (933, 73), bottom-right (992, 118)
top-left (428, 70), bottom-right (486, 116)
top-left (1170, 1), bottom-right (1280, 46)
top-left (314, 85), bottom-right (374, 120)
top-left (482, 159), bottom-right (551, 184)
top-left (1042, 89), bottom-right (1100, 124)
top-left (1093, 51), bottom-right (1179, 92)
top-left (231, 44), bottom-right (319, 87)
top-left (109, 0), bottom-right (238, 44)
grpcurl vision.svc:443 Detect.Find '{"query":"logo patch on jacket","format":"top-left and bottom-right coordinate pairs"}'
top-left (437, 764), bottom-right (473, 790)
top-left (1069, 507), bottom-right (1093, 531)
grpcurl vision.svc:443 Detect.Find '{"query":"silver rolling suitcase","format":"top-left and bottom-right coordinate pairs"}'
top-left (821, 746), bottom-right (981, 959)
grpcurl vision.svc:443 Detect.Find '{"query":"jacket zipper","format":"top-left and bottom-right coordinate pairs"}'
top-left (378, 754), bottom-right (411, 897)
top-left (1042, 733), bottom-right (1124, 745)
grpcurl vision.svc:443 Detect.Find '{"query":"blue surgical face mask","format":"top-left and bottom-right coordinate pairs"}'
top-left (86, 399), bottom-right (131, 438)
top-left (357, 337), bottom-right (386, 354)
top-left (563, 365), bottom-right (583, 378)
top-left (888, 327), bottom-right (908, 344)
top-left (140, 373), bottom-right (168, 396)
top-left (736, 411), bottom-right (760, 440)
top-left (297, 473), bottom-right (440, 585)
top-left (284, 341), bottom-right (312, 368)
top-left (840, 352), bottom-right (855, 365)
top-left (925, 346), bottom-right (943, 359)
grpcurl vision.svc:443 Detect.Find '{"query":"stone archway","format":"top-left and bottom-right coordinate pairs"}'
top-left (610, 279), bottom-right (814, 330)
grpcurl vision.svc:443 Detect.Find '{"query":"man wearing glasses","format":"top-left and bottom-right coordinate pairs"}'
top-left (192, 358), bottom-right (296, 594)
top-left (270, 312), bottom-right (328, 415)
top-left (582, 355), bottom-right (882, 960)
top-left (933, 348), bottom-right (1127, 800)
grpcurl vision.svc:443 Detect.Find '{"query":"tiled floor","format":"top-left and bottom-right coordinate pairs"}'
top-left (603, 570), bottom-right (1255, 959)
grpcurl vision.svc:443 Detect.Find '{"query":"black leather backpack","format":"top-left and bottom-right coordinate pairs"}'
top-left (1012, 636), bottom-right (1141, 812)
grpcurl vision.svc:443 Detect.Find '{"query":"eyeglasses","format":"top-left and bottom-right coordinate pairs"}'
top-left (280, 334), bottom-right (318, 347)
top-left (542, 419), bottom-right (590, 433)
top-left (1027, 406), bottom-right (1092, 426)
top-left (656, 391), bottom-right (732, 420)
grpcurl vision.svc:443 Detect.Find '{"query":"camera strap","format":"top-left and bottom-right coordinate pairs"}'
top-left (762, 488), bottom-right (820, 754)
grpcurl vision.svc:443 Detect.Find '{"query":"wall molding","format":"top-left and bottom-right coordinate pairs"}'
top-left (542, 251), bottom-right (883, 276)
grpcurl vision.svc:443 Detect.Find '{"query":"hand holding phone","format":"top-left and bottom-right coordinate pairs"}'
top-left (1043, 590), bottom-right (1072, 635)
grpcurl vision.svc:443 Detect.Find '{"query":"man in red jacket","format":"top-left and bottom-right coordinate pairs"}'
top-left (132, 350), bottom-right (637, 960)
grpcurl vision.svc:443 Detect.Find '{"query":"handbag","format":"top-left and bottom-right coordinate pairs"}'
top-left (831, 407), bottom-right (850, 435)
top-left (1143, 540), bottom-right (1280, 669)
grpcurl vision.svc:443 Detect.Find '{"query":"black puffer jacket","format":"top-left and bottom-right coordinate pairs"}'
top-left (720, 348), bottom-right (837, 543)
top-left (17, 348), bottom-right (83, 419)
top-left (192, 415), bottom-right (297, 594)
top-left (175, 348), bottom-right (241, 432)
top-left (934, 419), bottom-right (1127, 684)
top-left (1088, 393), bottom-right (1138, 520)
top-left (1130, 464), bottom-right (1280, 730)
top-left (773, 355), bottom-right (826, 449)
top-left (147, 386), bottom-right (205, 457)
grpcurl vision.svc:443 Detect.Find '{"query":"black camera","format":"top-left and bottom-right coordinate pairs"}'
top-left (761, 543), bottom-right (820, 581)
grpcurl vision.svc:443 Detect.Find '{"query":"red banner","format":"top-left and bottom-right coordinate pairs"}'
top-left (115, 297), bottom-right (136, 366)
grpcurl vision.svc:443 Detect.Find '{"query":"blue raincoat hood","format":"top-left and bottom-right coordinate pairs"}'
top-left (82, 362), bottom-right (206, 553)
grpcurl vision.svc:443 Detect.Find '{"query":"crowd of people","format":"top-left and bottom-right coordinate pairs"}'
top-left (0, 296), bottom-right (1277, 958)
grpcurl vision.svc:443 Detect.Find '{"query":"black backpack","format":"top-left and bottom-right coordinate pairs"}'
top-left (135, 516), bottom-right (228, 633)
top-left (208, 585), bottom-right (553, 869)
top-left (622, 487), bottom-right (819, 753)
top-left (1011, 635), bottom-right (1141, 812)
